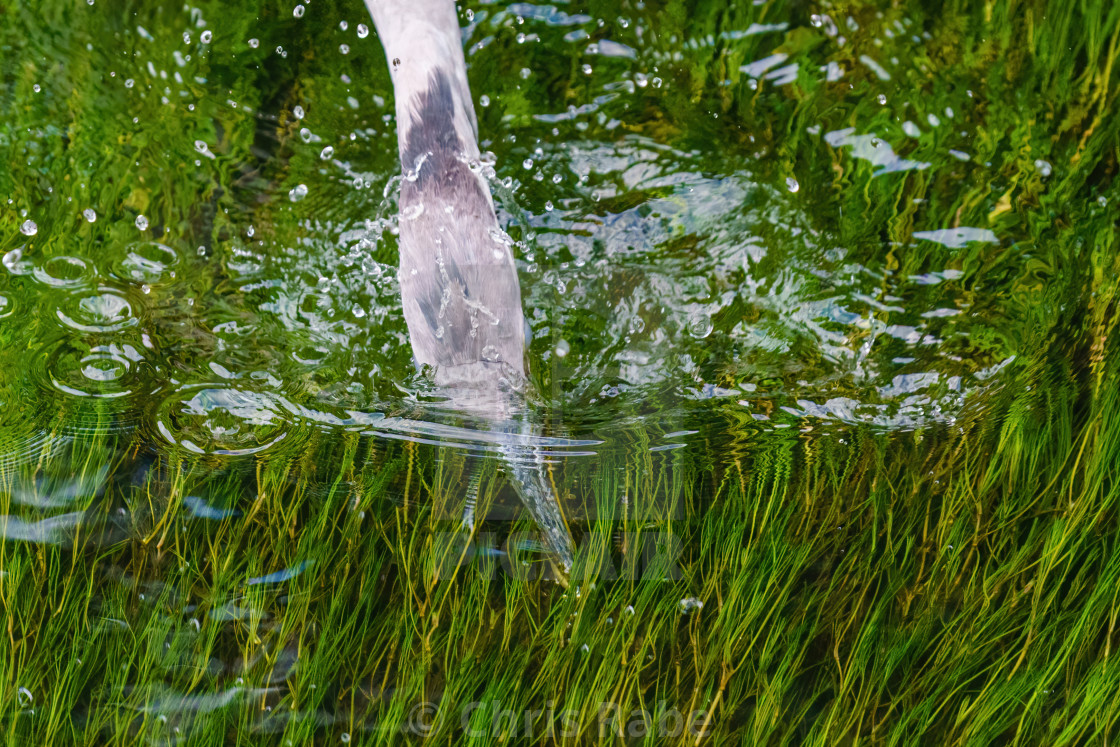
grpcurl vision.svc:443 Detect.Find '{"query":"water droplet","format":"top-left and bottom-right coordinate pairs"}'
top-left (339, 44), bottom-right (350, 55)
top-left (135, 215), bottom-right (149, 231)
top-left (289, 184), bottom-right (308, 202)
top-left (246, 224), bottom-right (255, 238)
top-left (293, 105), bottom-right (305, 120)
top-left (520, 67), bottom-right (531, 79)
top-left (183, 31), bottom-right (190, 44)
top-left (320, 146), bottom-right (334, 160)
top-left (194, 140), bottom-right (215, 158)
top-left (299, 127), bottom-right (312, 143)
top-left (200, 30), bottom-right (212, 43)
top-left (248, 38), bottom-right (259, 48)
top-left (83, 209), bottom-right (97, 223)
top-left (341, 735), bottom-right (351, 744)
top-left (2, 248), bottom-right (28, 274)
top-left (810, 14), bottom-right (823, 27)
top-left (786, 176), bottom-right (800, 193)
top-left (544, 201), bottom-right (554, 212)
top-left (293, 4), bottom-right (304, 18)
top-left (877, 94), bottom-right (887, 105)
top-left (20, 219), bottom-right (37, 236)
top-left (124, 78), bottom-right (135, 88)
top-left (339, 20), bottom-right (348, 31)
top-left (581, 63), bottom-right (593, 75)
top-left (357, 23), bottom-right (369, 38)
top-left (33, 84), bottom-right (41, 93)
top-left (17, 688), bottom-right (33, 708)
top-left (1034, 159), bottom-right (1052, 177)
top-left (555, 339), bottom-right (570, 358)
top-left (522, 158), bottom-right (533, 169)
top-left (479, 94), bottom-right (490, 107)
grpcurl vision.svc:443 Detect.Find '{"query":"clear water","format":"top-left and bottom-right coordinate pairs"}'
top-left (1, 2), bottom-right (1034, 451)
top-left (1, 0), bottom-right (1110, 739)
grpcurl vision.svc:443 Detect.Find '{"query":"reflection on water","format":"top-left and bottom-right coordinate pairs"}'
top-left (1, 0), bottom-right (1093, 738)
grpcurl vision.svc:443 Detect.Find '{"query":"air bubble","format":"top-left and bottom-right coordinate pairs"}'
top-left (357, 24), bottom-right (369, 38)
top-left (687, 313), bottom-right (713, 339)
top-left (680, 597), bottom-right (704, 613)
top-left (289, 184), bottom-right (308, 202)
top-left (83, 209), bottom-right (97, 223)
top-left (320, 146), bottom-right (334, 160)
top-left (293, 4), bottom-right (304, 18)
top-left (293, 105), bottom-right (305, 119)
top-left (200, 30), bottom-right (212, 43)
top-left (135, 215), bottom-right (149, 231)
top-left (20, 219), bottom-right (38, 236)
top-left (339, 44), bottom-right (350, 55)
top-left (248, 38), bottom-right (259, 48)
top-left (786, 177), bottom-right (800, 193)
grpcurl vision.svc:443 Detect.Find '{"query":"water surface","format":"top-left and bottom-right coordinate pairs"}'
top-left (1, 0), bottom-right (1115, 742)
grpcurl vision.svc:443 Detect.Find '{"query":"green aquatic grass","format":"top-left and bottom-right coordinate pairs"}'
top-left (2, 0), bottom-right (1120, 744)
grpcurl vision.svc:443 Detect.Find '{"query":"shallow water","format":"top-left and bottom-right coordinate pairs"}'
top-left (1, 0), bottom-right (1114, 741)
top-left (2, 1), bottom-right (1038, 446)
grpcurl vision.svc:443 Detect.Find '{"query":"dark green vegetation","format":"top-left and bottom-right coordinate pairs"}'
top-left (2, 0), bottom-right (1119, 743)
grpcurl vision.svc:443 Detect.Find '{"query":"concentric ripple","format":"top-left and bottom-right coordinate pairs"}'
top-left (154, 384), bottom-right (293, 456)
top-left (110, 241), bottom-right (181, 285)
top-left (32, 255), bottom-right (95, 289)
top-left (41, 340), bottom-right (145, 399)
top-left (56, 288), bottom-right (138, 333)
